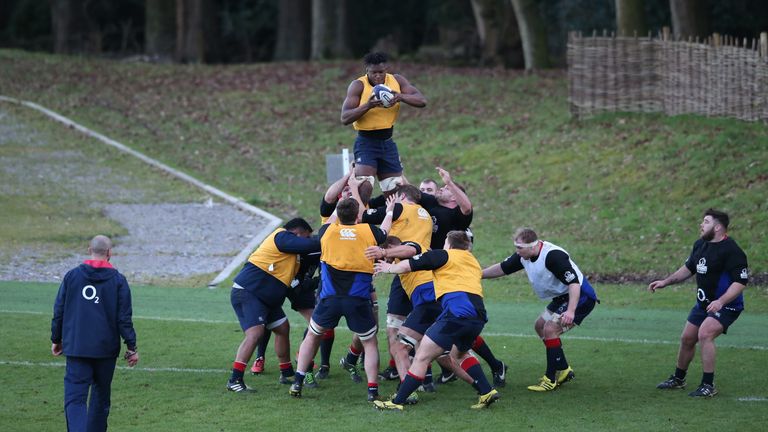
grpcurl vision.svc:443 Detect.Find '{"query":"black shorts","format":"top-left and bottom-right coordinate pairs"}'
top-left (312, 295), bottom-right (377, 336)
top-left (546, 294), bottom-right (596, 326)
top-left (387, 276), bottom-right (413, 317)
top-left (425, 314), bottom-right (485, 353)
top-left (401, 301), bottom-right (442, 336)
top-left (286, 276), bottom-right (319, 311)
top-left (687, 304), bottom-right (742, 334)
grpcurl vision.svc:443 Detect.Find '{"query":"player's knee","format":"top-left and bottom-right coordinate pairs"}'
top-left (357, 325), bottom-right (378, 341)
top-left (308, 320), bottom-right (324, 337)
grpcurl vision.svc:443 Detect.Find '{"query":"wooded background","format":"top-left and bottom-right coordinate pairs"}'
top-left (1, 0), bottom-right (766, 68)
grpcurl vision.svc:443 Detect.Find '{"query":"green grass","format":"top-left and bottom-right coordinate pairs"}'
top-left (1, 49), bottom-right (766, 280)
top-left (2, 280), bottom-right (767, 431)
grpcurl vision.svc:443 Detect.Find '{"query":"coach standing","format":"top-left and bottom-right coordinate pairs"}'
top-left (51, 235), bottom-right (138, 432)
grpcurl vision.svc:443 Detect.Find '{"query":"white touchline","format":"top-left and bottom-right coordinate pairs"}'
top-left (3, 309), bottom-right (767, 351)
top-left (0, 96), bottom-right (283, 287)
top-left (737, 397), bottom-right (768, 402)
top-left (0, 360), bottom-right (226, 374)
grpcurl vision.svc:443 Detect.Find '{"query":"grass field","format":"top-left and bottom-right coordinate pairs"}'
top-left (2, 280), bottom-right (767, 431)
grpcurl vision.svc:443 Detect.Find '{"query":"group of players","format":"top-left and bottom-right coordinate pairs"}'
top-left (224, 52), bottom-right (751, 410)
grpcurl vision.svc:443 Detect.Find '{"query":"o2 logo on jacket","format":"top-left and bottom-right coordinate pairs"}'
top-left (696, 258), bottom-right (708, 274)
top-left (339, 228), bottom-right (357, 240)
top-left (740, 268), bottom-right (748, 279)
top-left (82, 285), bottom-right (100, 304)
top-left (564, 271), bottom-right (576, 283)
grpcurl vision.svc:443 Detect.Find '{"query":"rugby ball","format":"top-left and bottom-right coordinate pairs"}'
top-left (372, 84), bottom-right (395, 108)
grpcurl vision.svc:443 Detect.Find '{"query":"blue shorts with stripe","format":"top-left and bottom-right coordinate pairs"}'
top-left (425, 313), bottom-right (485, 353)
top-left (231, 288), bottom-right (286, 331)
top-left (312, 295), bottom-right (376, 335)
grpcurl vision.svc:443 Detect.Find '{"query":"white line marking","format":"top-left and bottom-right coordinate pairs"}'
top-left (0, 360), bottom-right (226, 374)
top-left (738, 397), bottom-right (768, 402)
top-left (4, 309), bottom-right (767, 350)
top-left (0, 96), bottom-right (282, 287)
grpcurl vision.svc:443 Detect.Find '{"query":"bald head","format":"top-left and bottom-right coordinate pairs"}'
top-left (89, 235), bottom-right (112, 259)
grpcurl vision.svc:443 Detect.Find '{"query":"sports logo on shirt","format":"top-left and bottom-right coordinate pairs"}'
top-left (564, 271), bottom-right (576, 283)
top-left (696, 258), bottom-right (708, 274)
top-left (413, 254), bottom-right (422, 260)
top-left (339, 228), bottom-right (357, 240)
top-left (740, 268), bottom-right (748, 279)
top-left (417, 208), bottom-right (430, 219)
top-left (367, 209), bottom-right (376, 215)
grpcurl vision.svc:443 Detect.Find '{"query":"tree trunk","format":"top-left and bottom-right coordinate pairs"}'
top-left (669, 0), bottom-right (708, 40)
top-left (332, 0), bottom-right (352, 58)
top-left (311, 0), bottom-right (333, 60)
top-left (615, 0), bottom-right (648, 36)
top-left (146, 0), bottom-right (176, 59)
top-left (51, 0), bottom-right (87, 53)
top-left (510, 0), bottom-right (550, 70)
top-left (471, 0), bottom-right (521, 67)
top-left (274, 0), bottom-right (311, 61)
top-left (176, 0), bottom-right (217, 63)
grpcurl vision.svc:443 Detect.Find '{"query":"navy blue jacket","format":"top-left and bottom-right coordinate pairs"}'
top-left (51, 262), bottom-right (137, 358)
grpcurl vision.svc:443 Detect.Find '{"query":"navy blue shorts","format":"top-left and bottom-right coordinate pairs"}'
top-left (687, 304), bottom-right (741, 334)
top-left (231, 288), bottom-right (286, 331)
top-left (425, 314), bottom-right (485, 353)
top-left (286, 276), bottom-right (318, 312)
top-left (312, 295), bottom-right (376, 335)
top-left (546, 294), bottom-right (596, 326)
top-left (353, 135), bottom-right (402, 174)
top-left (402, 301), bottom-right (442, 335)
top-left (387, 276), bottom-right (413, 317)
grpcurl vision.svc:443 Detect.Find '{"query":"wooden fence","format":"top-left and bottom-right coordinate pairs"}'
top-left (567, 29), bottom-right (768, 122)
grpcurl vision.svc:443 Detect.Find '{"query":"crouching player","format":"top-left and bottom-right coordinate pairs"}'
top-left (373, 231), bottom-right (499, 410)
top-left (482, 227), bottom-right (598, 392)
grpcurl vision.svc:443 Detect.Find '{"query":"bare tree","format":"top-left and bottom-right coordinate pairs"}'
top-left (471, 0), bottom-right (521, 67)
top-left (274, 0), bottom-right (311, 61)
top-left (146, 0), bottom-right (176, 59)
top-left (51, 0), bottom-right (88, 53)
top-left (311, 0), bottom-right (332, 60)
top-left (332, 0), bottom-right (352, 58)
top-left (670, 0), bottom-right (709, 40)
top-left (615, 0), bottom-right (648, 36)
top-left (510, 0), bottom-right (549, 70)
top-left (176, 0), bottom-right (217, 63)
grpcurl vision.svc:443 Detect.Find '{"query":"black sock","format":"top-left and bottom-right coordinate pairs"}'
top-left (345, 346), bottom-right (362, 366)
top-left (424, 365), bottom-right (433, 385)
top-left (472, 336), bottom-right (503, 372)
top-left (319, 331), bottom-right (335, 367)
top-left (675, 367), bottom-right (687, 380)
top-left (257, 330), bottom-right (271, 359)
top-left (702, 372), bottom-right (714, 386)
top-left (393, 374), bottom-right (422, 404)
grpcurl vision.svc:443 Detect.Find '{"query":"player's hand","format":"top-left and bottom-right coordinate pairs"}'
top-left (560, 310), bottom-right (575, 326)
top-left (51, 343), bottom-right (63, 356)
top-left (436, 167), bottom-right (452, 185)
top-left (367, 93), bottom-right (384, 108)
top-left (365, 246), bottom-right (385, 261)
top-left (124, 350), bottom-right (139, 367)
top-left (373, 260), bottom-right (391, 275)
top-left (347, 174), bottom-right (362, 190)
top-left (706, 299), bottom-right (723, 314)
top-left (648, 280), bottom-right (665, 293)
top-left (385, 193), bottom-right (401, 212)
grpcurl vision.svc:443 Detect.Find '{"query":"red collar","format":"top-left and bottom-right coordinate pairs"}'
top-left (84, 259), bottom-right (114, 269)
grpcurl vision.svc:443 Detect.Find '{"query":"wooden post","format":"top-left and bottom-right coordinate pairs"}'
top-left (662, 26), bottom-right (670, 42)
top-left (760, 32), bottom-right (767, 59)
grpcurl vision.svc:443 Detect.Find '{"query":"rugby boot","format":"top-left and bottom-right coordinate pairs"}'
top-left (656, 375), bottom-right (686, 390)
top-left (556, 366), bottom-right (575, 385)
top-left (688, 383), bottom-right (718, 398)
top-left (470, 389), bottom-right (500, 409)
top-left (492, 361), bottom-right (509, 388)
top-left (527, 375), bottom-right (557, 392)
top-left (378, 365), bottom-right (399, 381)
top-left (250, 357), bottom-right (264, 375)
top-left (316, 365), bottom-right (330, 380)
top-left (436, 371), bottom-right (457, 385)
top-left (373, 400), bottom-right (404, 411)
top-left (226, 377), bottom-right (254, 393)
top-left (339, 357), bottom-right (363, 383)
top-left (303, 371), bottom-right (318, 389)
top-left (289, 382), bottom-right (302, 398)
